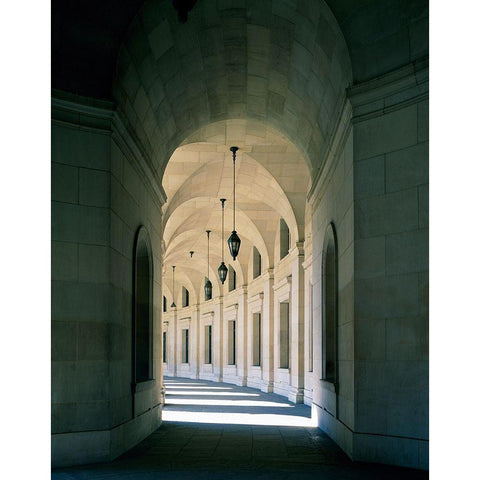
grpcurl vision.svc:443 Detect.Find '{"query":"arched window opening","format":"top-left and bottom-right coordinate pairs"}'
top-left (163, 295), bottom-right (167, 313)
top-left (182, 286), bottom-right (189, 307)
top-left (133, 227), bottom-right (153, 384)
top-left (228, 265), bottom-right (236, 291)
top-left (204, 325), bottom-right (212, 364)
top-left (162, 331), bottom-right (167, 364)
top-left (252, 313), bottom-right (261, 366)
top-left (280, 218), bottom-right (290, 259)
top-left (228, 320), bottom-right (236, 365)
top-left (253, 247), bottom-right (262, 279)
top-left (279, 302), bottom-right (290, 368)
top-left (182, 328), bottom-right (189, 363)
top-left (322, 223), bottom-right (338, 383)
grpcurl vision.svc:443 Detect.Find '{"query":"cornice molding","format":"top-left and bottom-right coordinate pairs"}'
top-left (273, 275), bottom-right (292, 293)
top-left (307, 96), bottom-right (352, 204)
top-left (348, 58), bottom-right (429, 122)
top-left (261, 268), bottom-right (275, 282)
top-left (289, 242), bottom-right (305, 258)
top-left (51, 91), bottom-right (115, 132)
top-left (111, 112), bottom-right (167, 206)
top-left (224, 303), bottom-right (239, 313)
top-left (302, 255), bottom-right (313, 271)
top-left (307, 97), bottom-right (352, 209)
top-left (247, 292), bottom-right (264, 304)
top-left (51, 93), bottom-right (167, 208)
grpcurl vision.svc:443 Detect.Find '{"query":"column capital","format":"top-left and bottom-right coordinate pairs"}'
top-left (289, 242), bottom-right (304, 257)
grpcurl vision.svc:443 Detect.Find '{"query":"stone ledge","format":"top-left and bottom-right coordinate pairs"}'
top-left (51, 405), bottom-right (161, 468)
top-left (133, 379), bottom-right (156, 393)
top-left (320, 379), bottom-right (337, 393)
top-left (313, 403), bottom-right (428, 470)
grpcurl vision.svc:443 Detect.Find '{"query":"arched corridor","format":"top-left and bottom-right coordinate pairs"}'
top-left (52, 378), bottom-right (428, 480)
top-left (51, 0), bottom-right (429, 474)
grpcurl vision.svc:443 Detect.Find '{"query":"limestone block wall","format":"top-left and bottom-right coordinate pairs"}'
top-left (52, 119), bottom-right (114, 466)
top-left (309, 104), bottom-right (355, 457)
top-left (350, 61), bottom-right (429, 469)
top-left (302, 256), bottom-right (314, 406)
top-left (246, 292), bottom-right (265, 390)
top-left (51, 94), bottom-right (164, 467)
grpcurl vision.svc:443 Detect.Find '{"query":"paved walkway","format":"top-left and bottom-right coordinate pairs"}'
top-left (52, 377), bottom-right (428, 479)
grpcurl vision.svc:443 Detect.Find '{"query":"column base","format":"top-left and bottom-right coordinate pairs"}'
top-left (288, 386), bottom-right (304, 404)
top-left (261, 380), bottom-right (274, 393)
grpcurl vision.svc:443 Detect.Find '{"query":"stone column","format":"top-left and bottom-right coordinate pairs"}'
top-left (193, 304), bottom-right (200, 379)
top-left (237, 286), bottom-right (248, 386)
top-left (171, 307), bottom-right (178, 377)
top-left (288, 242), bottom-right (305, 403)
top-left (213, 297), bottom-right (223, 381)
top-left (302, 254), bottom-right (314, 405)
top-left (262, 269), bottom-right (274, 393)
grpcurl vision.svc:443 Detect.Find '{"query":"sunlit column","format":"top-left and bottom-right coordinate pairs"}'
top-left (237, 285), bottom-right (248, 386)
top-left (213, 296), bottom-right (223, 381)
top-left (302, 253), bottom-right (314, 406)
top-left (289, 242), bottom-right (305, 403)
top-left (193, 304), bottom-right (200, 379)
top-left (246, 292), bottom-right (263, 390)
top-left (171, 306), bottom-right (178, 377)
top-left (262, 269), bottom-right (274, 393)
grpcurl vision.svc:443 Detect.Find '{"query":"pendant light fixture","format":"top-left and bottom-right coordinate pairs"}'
top-left (170, 265), bottom-right (176, 308)
top-left (227, 146), bottom-right (241, 260)
top-left (218, 198), bottom-right (228, 284)
top-left (204, 230), bottom-right (213, 300)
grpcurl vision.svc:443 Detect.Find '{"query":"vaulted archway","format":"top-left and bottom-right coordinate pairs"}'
top-left (51, 0), bottom-right (429, 472)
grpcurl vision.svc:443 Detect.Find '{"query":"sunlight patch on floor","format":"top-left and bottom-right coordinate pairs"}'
top-left (166, 390), bottom-right (260, 396)
top-left (162, 409), bottom-right (316, 427)
top-left (163, 382), bottom-right (210, 386)
top-left (164, 385), bottom-right (233, 390)
top-left (166, 398), bottom-right (293, 407)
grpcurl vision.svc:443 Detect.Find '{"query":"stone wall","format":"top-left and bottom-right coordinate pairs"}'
top-left (51, 94), bottom-right (165, 467)
top-left (350, 61), bottom-right (429, 469)
top-left (308, 100), bottom-right (355, 457)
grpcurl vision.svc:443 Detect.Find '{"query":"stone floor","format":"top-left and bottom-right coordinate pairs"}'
top-left (52, 377), bottom-right (428, 479)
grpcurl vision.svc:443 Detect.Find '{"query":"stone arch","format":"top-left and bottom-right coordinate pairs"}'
top-left (113, 0), bottom-right (352, 180)
top-left (164, 201), bottom-right (273, 269)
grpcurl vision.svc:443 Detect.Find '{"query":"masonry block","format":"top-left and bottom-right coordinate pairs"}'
top-left (355, 273), bottom-right (419, 320)
top-left (386, 229), bottom-right (428, 275)
top-left (355, 187), bottom-right (418, 238)
top-left (354, 154), bottom-right (385, 198)
top-left (386, 142), bottom-right (428, 193)
top-left (52, 163), bottom-right (78, 203)
top-left (354, 105), bottom-right (417, 160)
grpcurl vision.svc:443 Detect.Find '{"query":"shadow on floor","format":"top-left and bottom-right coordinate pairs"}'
top-left (52, 377), bottom-right (428, 479)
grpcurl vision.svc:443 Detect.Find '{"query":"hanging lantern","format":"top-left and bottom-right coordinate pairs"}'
top-left (205, 230), bottom-right (213, 300)
top-left (170, 265), bottom-right (176, 308)
top-left (218, 198), bottom-right (228, 284)
top-left (228, 146), bottom-right (241, 260)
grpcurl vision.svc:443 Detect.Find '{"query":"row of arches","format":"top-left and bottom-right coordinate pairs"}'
top-left (162, 217), bottom-right (294, 302)
top-left (134, 220), bottom-right (338, 390)
top-left (163, 264), bottom-right (239, 310)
